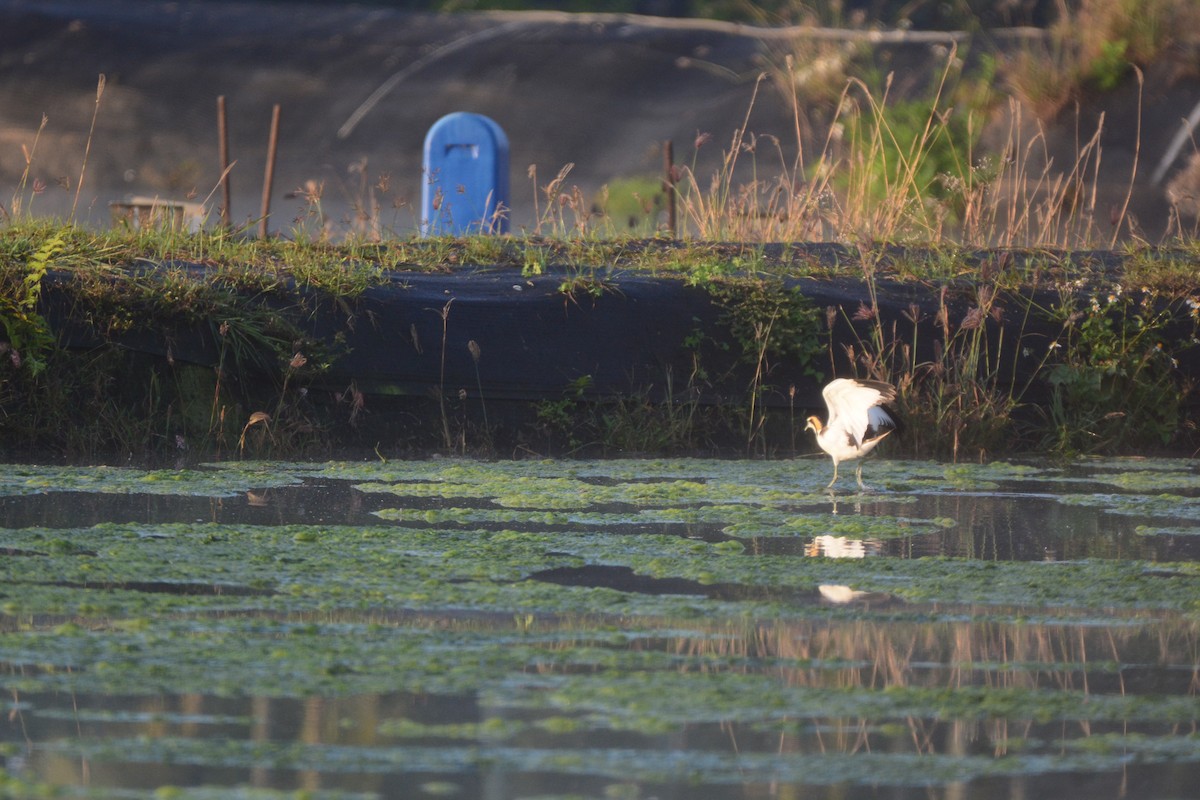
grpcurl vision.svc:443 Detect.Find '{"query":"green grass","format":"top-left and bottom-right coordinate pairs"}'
top-left (3, 223), bottom-right (1200, 289)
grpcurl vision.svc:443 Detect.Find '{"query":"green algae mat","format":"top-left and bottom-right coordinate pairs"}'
top-left (2, 457), bottom-right (1200, 799)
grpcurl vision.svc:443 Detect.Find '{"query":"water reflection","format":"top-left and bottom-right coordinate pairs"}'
top-left (807, 534), bottom-right (882, 558)
top-left (0, 482), bottom-right (386, 529)
top-left (3, 458), bottom-right (1200, 799)
top-left (744, 491), bottom-right (1200, 563)
top-left (4, 475), bottom-right (1199, 565)
top-left (4, 611), bottom-right (1198, 798)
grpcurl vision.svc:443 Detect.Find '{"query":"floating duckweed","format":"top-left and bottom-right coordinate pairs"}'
top-left (4, 456), bottom-right (1200, 798)
top-left (373, 507), bottom-right (577, 526)
top-left (1135, 524), bottom-right (1200, 537)
top-left (1095, 471), bottom-right (1200, 491)
top-left (0, 464), bottom-right (305, 497)
top-left (376, 718), bottom-right (496, 740)
top-left (1059, 492), bottom-right (1200, 519)
top-left (501, 670), bottom-right (1200, 727)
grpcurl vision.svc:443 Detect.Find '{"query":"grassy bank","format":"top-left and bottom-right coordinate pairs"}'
top-left (1, 223), bottom-right (1198, 461)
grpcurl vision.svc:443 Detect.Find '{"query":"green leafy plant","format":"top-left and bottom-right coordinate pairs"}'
top-left (1039, 284), bottom-right (1194, 454)
top-left (593, 175), bottom-right (665, 236)
top-left (1087, 39), bottom-right (1131, 90)
top-left (0, 233), bottom-right (64, 374)
top-left (836, 94), bottom-right (978, 235)
top-left (534, 374), bottom-right (594, 453)
top-left (707, 276), bottom-right (823, 451)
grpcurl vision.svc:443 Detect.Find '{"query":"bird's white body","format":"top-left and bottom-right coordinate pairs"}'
top-left (805, 378), bottom-right (900, 489)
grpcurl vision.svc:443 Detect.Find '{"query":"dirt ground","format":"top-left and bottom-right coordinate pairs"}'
top-left (0, 0), bottom-right (1197, 239)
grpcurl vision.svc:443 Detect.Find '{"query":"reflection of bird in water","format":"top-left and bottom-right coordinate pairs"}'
top-left (817, 584), bottom-right (897, 605)
top-left (818, 585), bottom-right (871, 603)
top-left (804, 535), bottom-right (881, 559)
top-left (805, 378), bottom-right (901, 490)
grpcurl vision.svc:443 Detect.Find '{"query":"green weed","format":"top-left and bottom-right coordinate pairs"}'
top-left (1038, 282), bottom-right (1196, 454)
top-left (706, 276), bottom-right (824, 452)
top-left (0, 232), bottom-right (63, 374)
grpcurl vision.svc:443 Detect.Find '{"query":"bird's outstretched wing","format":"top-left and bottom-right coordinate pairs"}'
top-left (822, 378), bottom-right (899, 447)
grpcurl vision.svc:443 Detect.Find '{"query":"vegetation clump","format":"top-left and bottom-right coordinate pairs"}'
top-left (0, 224), bottom-right (1197, 460)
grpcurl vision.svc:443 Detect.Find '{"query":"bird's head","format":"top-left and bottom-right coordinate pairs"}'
top-left (804, 415), bottom-right (823, 434)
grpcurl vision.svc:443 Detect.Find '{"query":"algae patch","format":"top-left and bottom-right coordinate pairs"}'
top-left (0, 463), bottom-right (304, 497)
top-left (4, 456), bottom-right (1200, 798)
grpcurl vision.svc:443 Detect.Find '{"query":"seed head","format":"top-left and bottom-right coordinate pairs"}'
top-left (852, 301), bottom-right (876, 321)
top-left (960, 307), bottom-right (984, 330)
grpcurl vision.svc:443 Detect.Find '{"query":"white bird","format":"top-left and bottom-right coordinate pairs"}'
top-left (805, 378), bottom-right (901, 490)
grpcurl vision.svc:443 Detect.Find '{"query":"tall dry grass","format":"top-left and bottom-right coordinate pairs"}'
top-left (1006, 0), bottom-right (1198, 118)
top-left (667, 48), bottom-right (1145, 250)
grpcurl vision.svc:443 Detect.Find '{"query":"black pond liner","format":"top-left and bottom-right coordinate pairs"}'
top-left (37, 246), bottom-right (1200, 451)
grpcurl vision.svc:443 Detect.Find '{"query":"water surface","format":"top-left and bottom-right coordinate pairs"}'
top-left (2, 457), bottom-right (1199, 799)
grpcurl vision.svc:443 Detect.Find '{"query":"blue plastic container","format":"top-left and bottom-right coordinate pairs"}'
top-left (421, 112), bottom-right (510, 235)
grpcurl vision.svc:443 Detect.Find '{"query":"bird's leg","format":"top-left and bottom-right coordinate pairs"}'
top-left (827, 461), bottom-right (839, 489)
top-left (855, 462), bottom-right (865, 491)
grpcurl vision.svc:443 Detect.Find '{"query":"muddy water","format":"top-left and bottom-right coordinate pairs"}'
top-left (1, 457), bottom-right (1199, 799)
